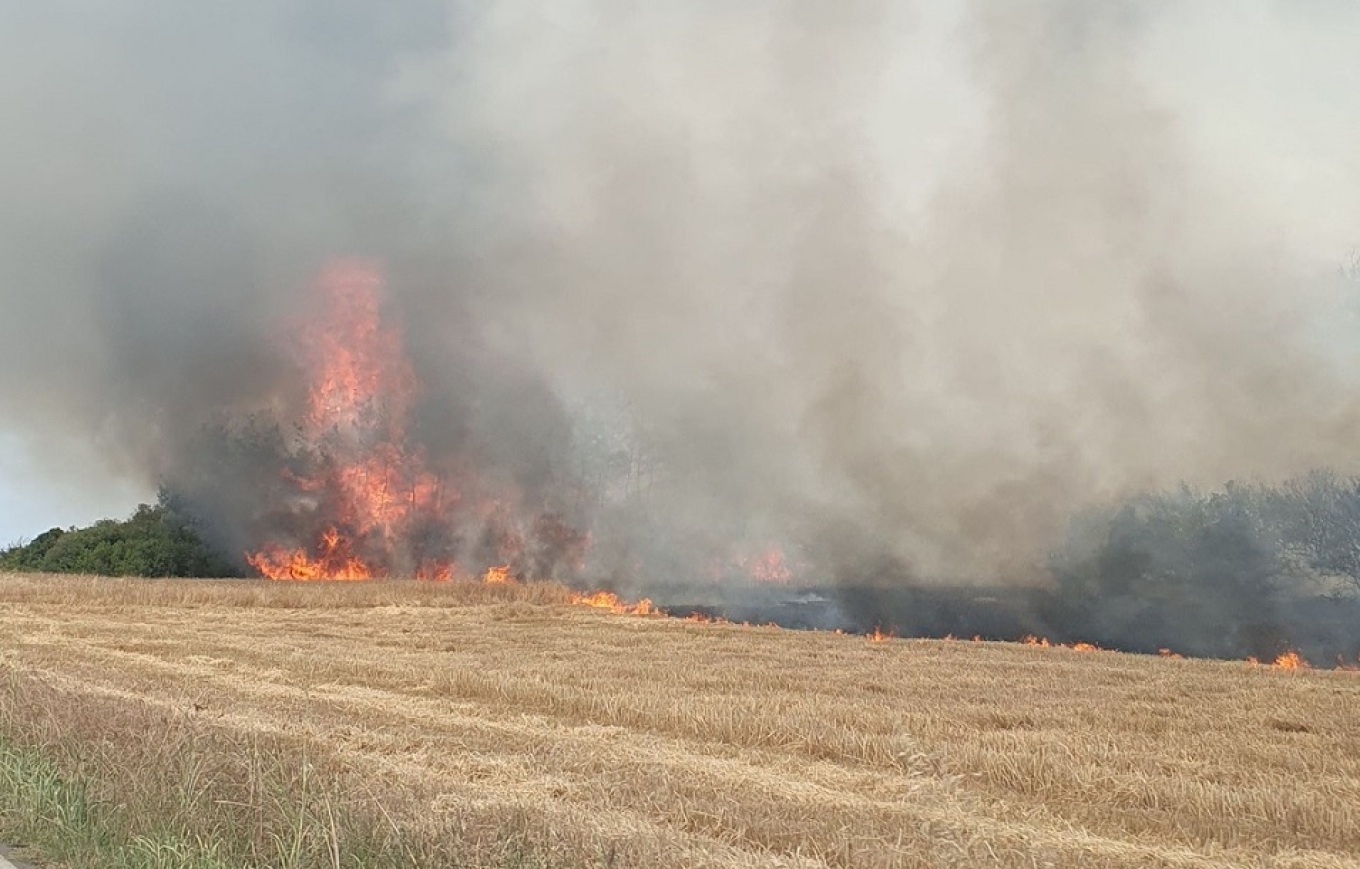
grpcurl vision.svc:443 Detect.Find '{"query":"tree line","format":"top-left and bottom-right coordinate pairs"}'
top-left (0, 489), bottom-right (239, 578)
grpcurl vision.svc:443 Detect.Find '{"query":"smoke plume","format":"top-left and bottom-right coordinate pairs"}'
top-left (2, 2), bottom-right (1359, 655)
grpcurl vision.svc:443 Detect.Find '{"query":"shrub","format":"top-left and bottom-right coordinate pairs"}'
top-left (0, 498), bottom-right (239, 578)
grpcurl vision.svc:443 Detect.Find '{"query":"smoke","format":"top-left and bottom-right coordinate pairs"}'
top-left (415, 1), bottom-right (1360, 583)
top-left (3, 2), bottom-right (1360, 650)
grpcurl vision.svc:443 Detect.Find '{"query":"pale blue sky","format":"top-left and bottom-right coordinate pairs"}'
top-left (0, 434), bottom-right (145, 545)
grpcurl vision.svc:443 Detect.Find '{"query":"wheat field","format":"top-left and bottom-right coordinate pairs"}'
top-left (0, 574), bottom-right (1357, 868)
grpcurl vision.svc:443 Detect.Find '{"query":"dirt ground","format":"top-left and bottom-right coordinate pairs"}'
top-left (0, 575), bottom-right (1357, 868)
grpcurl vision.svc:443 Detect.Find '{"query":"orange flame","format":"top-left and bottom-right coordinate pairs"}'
top-left (745, 548), bottom-right (792, 584)
top-left (243, 260), bottom-right (578, 583)
top-left (481, 564), bottom-right (516, 585)
top-left (246, 526), bottom-right (372, 581)
top-left (1271, 649), bottom-right (1310, 671)
top-left (1020, 635), bottom-right (1103, 652)
top-left (867, 626), bottom-right (893, 643)
top-left (1248, 649), bottom-right (1311, 671)
top-left (301, 260), bottom-right (414, 438)
top-left (247, 260), bottom-right (447, 581)
top-left (684, 612), bottom-right (731, 625)
top-left (414, 561), bottom-right (455, 582)
top-left (569, 590), bottom-right (657, 616)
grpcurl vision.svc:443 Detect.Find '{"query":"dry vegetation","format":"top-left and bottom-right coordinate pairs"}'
top-left (0, 573), bottom-right (1357, 868)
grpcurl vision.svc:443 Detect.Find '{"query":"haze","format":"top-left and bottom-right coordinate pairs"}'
top-left (2, 2), bottom-right (1358, 587)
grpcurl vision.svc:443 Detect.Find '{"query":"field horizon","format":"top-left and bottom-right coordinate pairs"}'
top-left (0, 573), bottom-right (1357, 868)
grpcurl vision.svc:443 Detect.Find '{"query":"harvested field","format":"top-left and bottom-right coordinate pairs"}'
top-left (0, 574), bottom-right (1357, 868)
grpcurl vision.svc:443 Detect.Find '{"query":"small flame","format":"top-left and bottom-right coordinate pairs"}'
top-left (684, 612), bottom-right (730, 625)
top-left (1272, 649), bottom-right (1310, 671)
top-left (867, 626), bottom-right (893, 643)
top-left (1248, 649), bottom-right (1311, 671)
top-left (746, 548), bottom-right (792, 584)
top-left (415, 562), bottom-right (455, 582)
top-left (480, 564), bottom-right (516, 585)
top-left (569, 590), bottom-right (657, 616)
top-left (1020, 635), bottom-right (1101, 652)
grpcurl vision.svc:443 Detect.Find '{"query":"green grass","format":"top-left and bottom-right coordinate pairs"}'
top-left (0, 736), bottom-right (235, 869)
top-left (0, 731), bottom-right (567, 869)
top-left (0, 676), bottom-right (570, 869)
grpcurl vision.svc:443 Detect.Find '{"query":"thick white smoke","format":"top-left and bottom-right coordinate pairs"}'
top-left (2, 2), bottom-right (1359, 594)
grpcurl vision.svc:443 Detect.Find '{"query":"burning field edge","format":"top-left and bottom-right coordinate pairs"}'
top-left (0, 571), bottom-right (1350, 672)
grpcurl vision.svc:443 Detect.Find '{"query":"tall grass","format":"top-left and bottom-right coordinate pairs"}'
top-left (0, 672), bottom-right (569, 868)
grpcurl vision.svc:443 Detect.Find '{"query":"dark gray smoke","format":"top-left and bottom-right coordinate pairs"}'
top-left (2, 2), bottom-right (1359, 658)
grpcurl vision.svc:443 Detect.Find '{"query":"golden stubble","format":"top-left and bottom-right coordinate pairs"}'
top-left (0, 572), bottom-right (1357, 868)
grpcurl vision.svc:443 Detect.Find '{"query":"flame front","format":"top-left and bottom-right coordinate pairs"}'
top-left (1272, 650), bottom-right (1310, 671)
top-left (244, 260), bottom-right (584, 582)
top-left (569, 590), bottom-right (657, 616)
top-left (237, 268), bottom-right (1356, 670)
top-left (245, 260), bottom-right (445, 580)
top-left (247, 526), bottom-right (373, 581)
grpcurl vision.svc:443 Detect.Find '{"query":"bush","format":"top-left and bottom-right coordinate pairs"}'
top-left (1049, 474), bottom-right (1360, 658)
top-left (0, 498), bottom-right (239, 578)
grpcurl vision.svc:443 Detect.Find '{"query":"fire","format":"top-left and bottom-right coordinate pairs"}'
top-left (302, 261), bottom-right (409, 431)
top-left (1020, 635), bottom-right (1101, 652)
top-left (246, 526), bottom-right (372, 581)
top-left (706, 546), bottom-right (797, 585)
top-left (1248, 649), bottom-right (1312, 671)
top-left (745, 548), bottom-right (792, 584)
top-left (549, 596), bottom-right (1358, 672)
top-left (684, 612), bottom-right (731, 625)
top-left (415, 562), bottom-right (455, 582)
top-left (244, 259), bottom-right (587, 583)
top-left (1271, 650), bottom-right (1310, 671)
top-left (569, 590), bottom-right (658, 616)
top-left (218, 270), bottom-right (1360, 669)
top-left (247, 260), bottom-right (443, 580)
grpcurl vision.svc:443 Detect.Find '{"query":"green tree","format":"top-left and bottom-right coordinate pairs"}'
top-left (0, 501), bottom-right (238, 578)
